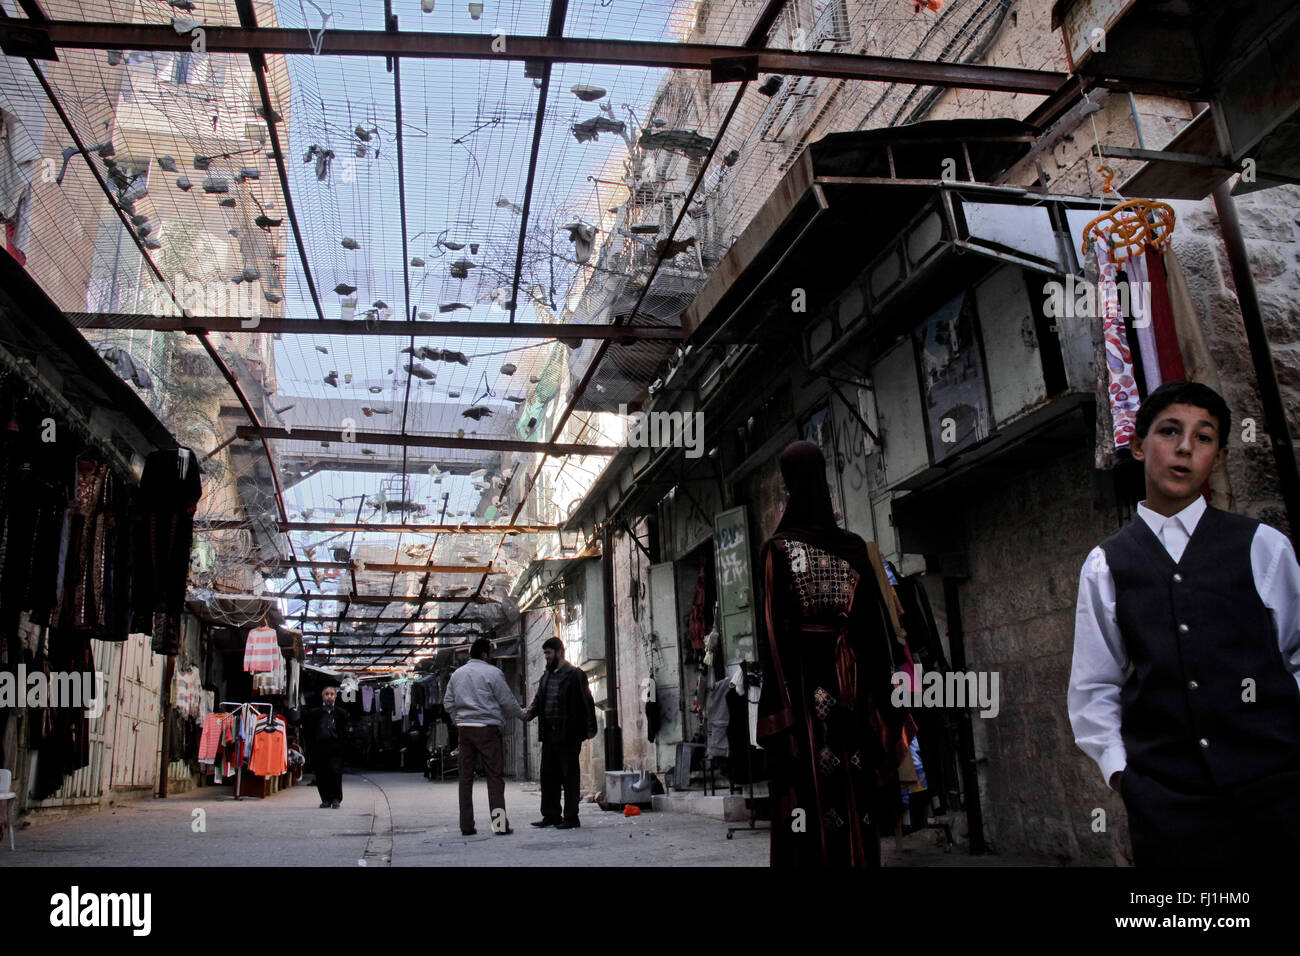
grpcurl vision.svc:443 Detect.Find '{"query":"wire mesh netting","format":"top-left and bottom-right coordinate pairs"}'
top-left (0, 0), bottom-right (1017, 668)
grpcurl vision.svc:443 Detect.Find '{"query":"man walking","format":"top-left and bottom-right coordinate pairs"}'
top-left (523, 637), bottom-right (598, 829)
top-left (444, 638), bottom-right (527, 836)
top-left (302, 685), bottom-right (349, 808)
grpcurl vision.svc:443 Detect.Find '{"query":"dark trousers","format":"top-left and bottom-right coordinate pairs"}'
top-left (314, 749), bottom-right (343, 804)
top-left (1122, 765), bottom-right (1300, 866)
top-left (540, 738), bottom-right (582, 823)
top-left (457, 725), bottom-right (507, 833)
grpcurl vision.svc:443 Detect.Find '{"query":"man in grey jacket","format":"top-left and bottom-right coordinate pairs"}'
top-left (443, 638), bottom-right (527, 836)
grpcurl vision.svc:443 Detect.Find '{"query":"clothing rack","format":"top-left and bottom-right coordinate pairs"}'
top-left (727, 661), bottom-right (769, 840)
top-left (219, 701), bottom-right (272, 799)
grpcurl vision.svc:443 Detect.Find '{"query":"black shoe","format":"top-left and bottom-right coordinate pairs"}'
top-left (320, 802), bottom-right (330, 808)
top-left (531, 818), bottom-right (560, 828)
top-left (556, 819), bottom-right (580, 830)
top-left (462, 828), bottom-right (477, 836)
top-left (330, 801), bottom-right (340, 809)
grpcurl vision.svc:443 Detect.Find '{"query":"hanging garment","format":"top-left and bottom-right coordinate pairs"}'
top-left (248, 717), bottom-right (288, 776)
top-left (197, 712), bottom-right (232, 763)
top-left (361, 684), bottom-right (374, 713)
top-left (1090, 231), bottom-right (1140, 448)
top-left (1121, 255), bottom-right (1162, 394)
top-left (756, 441), bottom-right (907, 869)
top-left (1144, 248), bottom-right (1188, 384)
top-left (131, 448), bottom-right (202, 650)
top-left (686, 566), bottom-right (709, 653)
top-left (243, 626), bottom-right (279, 673)
top-left (707, 677), bottom-right (732, 758)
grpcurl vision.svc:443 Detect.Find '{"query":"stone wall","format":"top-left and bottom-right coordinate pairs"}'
top-left (952, 440), bottom-right (1132, 864)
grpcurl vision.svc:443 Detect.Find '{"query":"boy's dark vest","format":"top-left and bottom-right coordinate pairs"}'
top-left (1101, 506), bottom-right (1300, 792)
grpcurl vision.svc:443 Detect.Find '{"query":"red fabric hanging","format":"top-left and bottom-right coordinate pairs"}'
top-left (1145, 248), bottom-right (1187, 382)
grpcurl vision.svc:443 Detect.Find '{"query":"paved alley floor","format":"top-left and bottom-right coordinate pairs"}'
top-left (0, 771), bottom-right (1051, 867)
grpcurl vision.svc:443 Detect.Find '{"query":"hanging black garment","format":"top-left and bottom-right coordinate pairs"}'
top-left (756, 441), bottom-right (905, 869)
top-left (132, 449), bottom-right (201, 652)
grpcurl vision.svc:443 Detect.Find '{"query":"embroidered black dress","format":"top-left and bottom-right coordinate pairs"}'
top-left (757, 441), bottom-right (904, 868)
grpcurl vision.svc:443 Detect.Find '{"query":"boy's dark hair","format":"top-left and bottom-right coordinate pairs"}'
top-left (470, 637), bottom-right (492, 660)
top-left (1135, 381), bottom-right (1231, 448)
top-left (542, 637), bottom-right (564, 654)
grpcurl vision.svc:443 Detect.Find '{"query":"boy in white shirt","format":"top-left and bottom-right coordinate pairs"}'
top-left (1068, 381), bottom-right (1300, 866)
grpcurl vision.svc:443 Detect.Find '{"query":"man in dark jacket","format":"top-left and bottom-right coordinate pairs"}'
top-left (523, 637), bottom-right (598, 829)
top-left (301, 686), bottom-right (350, 808)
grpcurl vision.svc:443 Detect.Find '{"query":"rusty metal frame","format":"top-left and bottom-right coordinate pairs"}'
top-left (236, 424), bottom-right (618, 456)
top-left (11, 21), bottom-right (1069, 94)
top-left (70, 313), bottom-right (685, 340)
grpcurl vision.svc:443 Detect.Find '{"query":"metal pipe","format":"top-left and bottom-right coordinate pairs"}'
top-left (1211, 181), bottom-right (1300, 540)
top-left (601, 521), bottom-right (622, 770)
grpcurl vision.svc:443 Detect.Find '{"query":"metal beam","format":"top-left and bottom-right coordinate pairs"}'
top-left (270, 560), bottom-right (499, 573)
top-left (234, 0), bottom-right (326, 324)
top-left (19, 23), bottom-right (1068, 93)
top-left (277, 592), bottom-right (495, 603)
top-left (280, 522), bottom-right (555, 534)
top-left (207, 518), bottom-right (556, 533)
top-left (238, 425), bottom-right (619, 456)
top-left (295, 615), bottom-right (479, 623)
top-left (507, 0), bottom-right (566, 324)
top-left (70, 312), bottom-right (682, 340)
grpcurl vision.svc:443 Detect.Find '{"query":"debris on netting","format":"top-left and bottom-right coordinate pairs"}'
top-left (571, 116), bottom-right (625, 144)
top-left (218, 197), bottom-right (236, 208)
top-left (264, 292), bottom-right (282, 304)
top-left (176, 176), bottom-right (193, 191)
top-left (341, 237), bottom-right (359, 250)
top-left (638, 128), bottom-right (713, 161)
top-left (323, 371), bottom-right (339, 387)
top-left (255, 214), bottom-right (282, 228)
top-left (443, 240), bottom-right (465, 251)
top-left (411, 257), bottom-right (425, 267)
top-left (202, 176), bottom-right (229, 194)
top-left (193, 155), bottom-right (212, 170)
top-left (439, 302), bottom-right (470, 313)
top-left (562, 221), bottom-right (596, 262)
top-left (172, 17), bottom-right (202, 35)
top-left (449, 258), bottom-right (477, 279)
top-left (500, 363), bottom-right (517, 376)
top-left (315, 345), bottom-right (329, 354)
top-left (369, 386), bottom-right (384, 394)
top-left (157, 156), bottom-right (178, 173)
top-left (448, 391), bottom-right (461, 398)
top-left (372, 300), bottom-right (388, 310)
top-left (571, 84), bottom-right (606, 102)
top-left (242, 266), bottom-right (260, 281)
top-left (143, 238), bottom-right (162, 249)
top-left (404, 362), bottom-right (435, 380)
top-left (505, 395), bottom-right (525, 404)
top-left (334, 283), bottom-right (357, 296)
top-left (462, 406), bottom-right (493, 421)
top-left (629, 223), bottom-right (659, 234)
top-left (495, 197), bottom-right (522, 214)
top-left (758, 76), bottom-right (783, 96)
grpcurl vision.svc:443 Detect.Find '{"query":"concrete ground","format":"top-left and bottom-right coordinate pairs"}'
top-left (0, 771), bottom-right (1054, 867)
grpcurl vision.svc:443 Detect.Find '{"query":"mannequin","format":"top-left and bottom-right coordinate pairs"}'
top-left (756, 440), bottom-right (905, 868)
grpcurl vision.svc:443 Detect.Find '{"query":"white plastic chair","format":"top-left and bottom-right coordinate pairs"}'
top-left (0, 769), bottom-right (16, 850)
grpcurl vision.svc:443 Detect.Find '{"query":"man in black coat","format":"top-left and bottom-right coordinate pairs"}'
top-left (523, 637), bottom-right (598, 829)
top-left (301, 686), bottom-right (350, 808)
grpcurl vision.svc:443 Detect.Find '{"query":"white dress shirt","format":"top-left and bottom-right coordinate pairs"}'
top-left (1068, 496), bottom-right (1300, 788)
